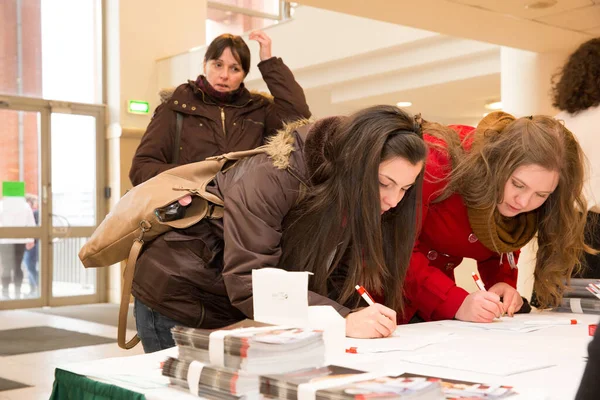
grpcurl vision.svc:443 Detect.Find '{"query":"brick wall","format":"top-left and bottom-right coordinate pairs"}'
top-left (0, 0), bottom-right (42, 197)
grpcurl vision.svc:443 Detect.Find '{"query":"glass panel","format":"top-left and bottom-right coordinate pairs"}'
top-left (211, 0), bottom-right (280, 14)
top-left (207, 12), bottom-right (275, 42)
top-left (51, 113), bottom-right (96, 227)
top-left (0, 239), bottom-right (39, 300)
top-left (0, 0), bottom-right (102, 103)
top-left (52, 237), bottom-right (95, 297)
top-left (0, 109), bottom-right (41, 227)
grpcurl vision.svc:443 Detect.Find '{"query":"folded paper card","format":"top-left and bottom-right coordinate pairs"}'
top-left (252, 268), bottom-right (312, 326)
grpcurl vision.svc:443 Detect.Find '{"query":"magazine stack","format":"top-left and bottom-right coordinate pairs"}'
top-left (260, 366), bottom-right (444, 399)
top-left (260, 368), bottom-right (518, 399)
top-left (162, 325), bottom-right (326, 399)
top-left (553, 278), bottom-right (600, 314)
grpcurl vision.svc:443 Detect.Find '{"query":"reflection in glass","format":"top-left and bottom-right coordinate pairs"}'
top-left (0, 238), bottom-right (38, 300)
top-left (0, 109), bottom-right (41, 227)
top-left (206, 0), bottom-right (282, 42)
top-left (51, 113), bottom-right (96, 227)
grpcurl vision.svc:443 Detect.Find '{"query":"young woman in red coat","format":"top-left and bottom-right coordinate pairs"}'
top-left (402, 111), bottom-right (591, 323)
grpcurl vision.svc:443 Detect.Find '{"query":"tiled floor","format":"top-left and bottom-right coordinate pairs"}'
top-left (0, 309), bottom-right (144, 400)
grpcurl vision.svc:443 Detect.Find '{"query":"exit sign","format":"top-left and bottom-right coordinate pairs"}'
top-left (128, 100), bottom-right (150, 114)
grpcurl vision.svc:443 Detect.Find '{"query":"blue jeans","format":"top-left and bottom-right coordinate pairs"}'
top-left (23, 243), bottom-right (38, 289)
top-left (134, 298), bottom-right (180, 353)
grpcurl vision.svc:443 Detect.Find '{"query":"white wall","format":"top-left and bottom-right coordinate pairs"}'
top-left (107, 0), bottom-right (207, 131)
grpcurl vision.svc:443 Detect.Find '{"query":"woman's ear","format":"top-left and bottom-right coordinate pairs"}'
top-left (202, 61), bottom-right (207, 75)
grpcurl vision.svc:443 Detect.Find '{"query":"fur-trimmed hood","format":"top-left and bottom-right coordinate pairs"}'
top-left (262, 116), bottom-right (346, 185)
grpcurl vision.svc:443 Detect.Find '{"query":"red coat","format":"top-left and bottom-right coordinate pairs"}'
top-left (400, 125), bottom-right (519, 324)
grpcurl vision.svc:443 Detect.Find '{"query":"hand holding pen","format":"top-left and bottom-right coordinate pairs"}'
top-left (345, 285), bottom-right (397, 339)
top-left (454, 272), bottom-right (504, 323)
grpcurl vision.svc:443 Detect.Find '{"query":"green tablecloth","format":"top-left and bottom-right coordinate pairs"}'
top-left (49, 368), bottom-right (146, 400)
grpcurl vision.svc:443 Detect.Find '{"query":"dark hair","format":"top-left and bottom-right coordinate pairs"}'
top-left (552, 37), bottom-right (600, 114)
top-left (425, 111), bottom-right (591, 308)
top-left (278, 105), bottom-right (426, 314)
top-left (204, 34), bottom-right (251, 76)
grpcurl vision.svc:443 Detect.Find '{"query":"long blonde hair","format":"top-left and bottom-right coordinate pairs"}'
top-left (424, 111), bottom-right (591, 308)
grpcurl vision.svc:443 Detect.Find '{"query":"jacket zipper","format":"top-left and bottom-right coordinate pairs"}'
top-left (220, 107), bottom-right (226, 136)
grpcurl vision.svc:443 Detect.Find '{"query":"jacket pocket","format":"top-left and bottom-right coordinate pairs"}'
top-left (162, 226), bottom-right (224, 291)
top-left (163, 230), bottom-right (213, 264)
top-left (241, 118), bottom-right (266, 140)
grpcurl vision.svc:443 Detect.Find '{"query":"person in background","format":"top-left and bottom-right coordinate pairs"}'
top-left (553, 37), bottom-right (600, 278)
top-left (24, 194), bottom-right (39, 296)
top-left (132, 105), bottom-right (426, 352)
top-left (0, 194), bottom-right (35, 300)
top-left (129, 30), bottom-right (311, 186)
top-left (402, 111), bottom-right (591, 324)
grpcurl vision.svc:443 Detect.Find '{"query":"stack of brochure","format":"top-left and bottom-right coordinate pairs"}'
top-left (162, 325), bottom-right (326, 398)
top-left (171, 325), bottom-right (325, 374)
top-left (260, 366), bottom-right (443, 400)
top-left (162, 356), bottom-right (259, 400)
top-left (260, 368), bottom-right (518, 400)
top-left (554, 278), bottom-right (600, 314)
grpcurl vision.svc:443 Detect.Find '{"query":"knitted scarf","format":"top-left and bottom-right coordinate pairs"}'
top-left (195, 75), bottom-right (245, 105)
top-left (467, 206), bottom-right (538, 255)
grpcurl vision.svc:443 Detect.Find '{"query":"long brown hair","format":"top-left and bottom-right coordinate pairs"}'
top-left (425, 111), bottom-right (590, 307)
top-left (278, 105), bottom-right (426, 314)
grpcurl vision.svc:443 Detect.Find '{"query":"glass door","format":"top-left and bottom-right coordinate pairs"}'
top-left (0, 105), bottom-right (43, 304)
top-left (49, 109), bottom-right (105, 304)
top-left (0, 95), bottom-right (106, 309)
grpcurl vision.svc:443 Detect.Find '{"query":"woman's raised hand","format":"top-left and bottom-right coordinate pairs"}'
top-left (249, 30), bottom-right (272, 61)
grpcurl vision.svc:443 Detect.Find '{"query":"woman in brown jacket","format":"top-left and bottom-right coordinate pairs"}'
top-left (132, 105), bottom-right (427, 353)
top-left (129, 30), bottom-right (311, 186)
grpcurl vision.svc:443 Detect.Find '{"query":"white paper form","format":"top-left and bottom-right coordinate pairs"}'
top-left (345, 331), bottom-right (455, 353)
top-left (252, 268), bottom-right (312, 326)
top-left (399, 346), bottom-right (556, 376)
top-left (435, 317), bottom-right (553, 333)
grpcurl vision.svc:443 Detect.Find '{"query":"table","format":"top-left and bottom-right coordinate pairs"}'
top-left (49, 311), bottom-right (599, 400)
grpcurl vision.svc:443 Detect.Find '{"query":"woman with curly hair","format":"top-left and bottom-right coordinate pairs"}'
top-left (402, 111), bottom-right (591, 323)
top-left (553, 37), bottom-right (600, 278)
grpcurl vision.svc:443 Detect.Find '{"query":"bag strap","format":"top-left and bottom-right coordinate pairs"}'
top-left (117, 239), bottom-right (144, 349)
top-left (207, 145), bottom-right (269, 162)
top-left (172, 112), bottom-right (183, 165)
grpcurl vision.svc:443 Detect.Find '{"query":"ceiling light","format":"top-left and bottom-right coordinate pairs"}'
top-left (525, 0), bottom-right (557, 10)
top-left (396, 101), bottom-right (412, 108)
top-left (484, 101), bottom-right (502, 111)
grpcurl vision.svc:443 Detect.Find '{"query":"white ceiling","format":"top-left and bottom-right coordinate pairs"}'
top-left (277, 1), bottom-right (598, 124)
top-left (310, 74), bottom-right (501, 127)
top-left (294, 0), bottom-right (596, 52)
top-left (448, 0), bottom-right (600, 32)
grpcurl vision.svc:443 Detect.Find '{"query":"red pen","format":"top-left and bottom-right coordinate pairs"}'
top-left (471, 272), bottom-right (486, 291)
top-left (355, 284), bottom-right (375, 306)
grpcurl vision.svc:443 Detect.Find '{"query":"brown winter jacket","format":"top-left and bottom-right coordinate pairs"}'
top-left (131, 119), bottom-right (354, 329)
top-left (129, 57), bottom-right (311, 186)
